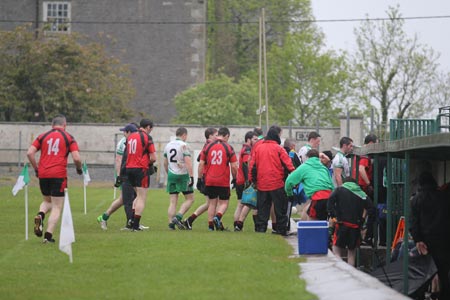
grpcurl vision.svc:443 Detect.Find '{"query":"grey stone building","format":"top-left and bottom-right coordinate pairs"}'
top-left (0, 0), bottom-right (206, 123)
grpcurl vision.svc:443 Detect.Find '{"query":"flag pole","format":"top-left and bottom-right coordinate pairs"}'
top-left (25, 184), bottom-right (29, 240)
top-left (83, 183), bottom-right (87, 215)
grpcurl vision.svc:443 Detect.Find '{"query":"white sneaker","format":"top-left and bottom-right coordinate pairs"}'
top-left (96, 215), bottom-right (107, 230)
top-left (139, 224), bottom-right (149, 230)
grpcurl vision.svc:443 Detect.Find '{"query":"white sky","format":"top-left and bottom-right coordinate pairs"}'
top-left (311, 0), bottom-right (450, 72)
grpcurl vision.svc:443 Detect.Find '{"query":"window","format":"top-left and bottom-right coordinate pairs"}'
top-left (43, 2), bottom-right (71, 33)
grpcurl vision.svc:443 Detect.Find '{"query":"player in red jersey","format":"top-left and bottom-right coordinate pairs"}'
top-left (27, 114), bottom-right (82, 243)
top-left (233, 131), bottom-right (258, 231)
top-left (198, 127), bottom-right (238, 231)
top-left (182, 128), bottom-right (218, 229)
top-left (125, 118), bottom-right (157, 231)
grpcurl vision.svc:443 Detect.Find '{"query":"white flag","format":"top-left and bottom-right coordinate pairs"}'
top-left (12, 164), bottom-right (30, 196)
top-left (59, 189), bottom-right (75, 263)
top-left (82, 161), bottom-right (91, 186)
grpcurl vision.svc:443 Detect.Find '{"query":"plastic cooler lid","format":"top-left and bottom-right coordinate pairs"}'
top-left (297, 221), bottom-right (328, 228)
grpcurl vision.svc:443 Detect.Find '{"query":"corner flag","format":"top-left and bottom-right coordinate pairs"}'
top-left (82, 161), bottom-right (91, 186)
top-left (12, 164), bottom-right (30, 196)
top-left (60, 189), bottom-right (75, 263)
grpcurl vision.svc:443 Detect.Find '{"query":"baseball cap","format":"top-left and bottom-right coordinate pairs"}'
top-left (119, 123), bottom-right (138, 132)
top-left (140, 118), bottom-right (154, 128)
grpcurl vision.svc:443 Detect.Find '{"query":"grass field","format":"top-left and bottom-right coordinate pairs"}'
top-left (0, 183), bottom-right (316, 300)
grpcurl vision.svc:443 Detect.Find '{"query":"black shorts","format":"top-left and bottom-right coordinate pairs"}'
top-left (126, 168), bottom-right (149, 188)
top-left (204, 186), bottom-right (230, 200)
top-left (235, 184), bottom-right (244, 200)
top-left (39, 178), bottom-right (67, 197)
top-left (333, 223), bottom-right (361, 250)
top-left (307, 199), bottom-right (328, 220)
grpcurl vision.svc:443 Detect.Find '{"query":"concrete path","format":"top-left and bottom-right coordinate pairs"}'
top-left (285, 225), bottom-right (410, 300)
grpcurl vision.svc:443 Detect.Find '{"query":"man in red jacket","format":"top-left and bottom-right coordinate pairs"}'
top-left (249, 125), bottom-right (295, 236)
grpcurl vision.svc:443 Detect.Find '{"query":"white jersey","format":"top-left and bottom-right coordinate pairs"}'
top-left (297, 144), bottom-right (312, 164)
top-left (116, 136), bottom-right (126, 156)
top-left (163, 138), bottom-right (191, 175)
top-left (331, 150), bottom-right (350, 187)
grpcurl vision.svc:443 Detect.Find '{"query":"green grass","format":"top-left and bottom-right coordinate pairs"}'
top-left (0, 185), bottom-right (316, 300)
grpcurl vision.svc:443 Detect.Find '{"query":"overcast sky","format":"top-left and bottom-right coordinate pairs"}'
top-left (311, 0), bottom-right (450, 72)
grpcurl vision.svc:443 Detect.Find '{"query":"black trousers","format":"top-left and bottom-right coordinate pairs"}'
top-left (122, 178), bottom-right (136, 224)
top-left (428, 242), bottom-right (450, 300)
top-left (255, 187), bottom-right (288, 234)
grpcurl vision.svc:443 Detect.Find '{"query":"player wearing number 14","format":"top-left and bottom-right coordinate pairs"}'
top-left (27, 114), bottom-right (83, 243)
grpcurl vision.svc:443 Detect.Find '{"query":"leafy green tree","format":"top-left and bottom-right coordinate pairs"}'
top-left (207, 0), bottom-right (313, 79)
top-left (172, 73), bottom-right (259, 125)
top-left (351, 6), bottom-right (440, 125)
top-left (265, 32), bottom-right (349, 126)
top-left (0, 25), bottom-right (135, 122)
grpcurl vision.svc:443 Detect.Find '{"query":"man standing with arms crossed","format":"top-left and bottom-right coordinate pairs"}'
top-left (198, 127), bottom-right (238, 231)
top-left (27, 114), bottom-right (82, 243)
top-left (126, 119), bottom-right (157, 231)
top-left (164, 127), bottom-right (195, 230)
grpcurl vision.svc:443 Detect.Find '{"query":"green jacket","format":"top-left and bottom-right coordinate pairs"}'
top-left (285, 157), bottom-right (334, 197)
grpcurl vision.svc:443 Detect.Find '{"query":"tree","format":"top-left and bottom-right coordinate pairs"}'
top-left (0, 25), bottom-right (135, 122)
top-left (172, 73), bottom-right (259, 126)
top-left (265, 32), bottom-right (349, 126)
top-left (351, 6), bottom-right (440, 125)
top-left (207, 0), bottom-right (313, 79)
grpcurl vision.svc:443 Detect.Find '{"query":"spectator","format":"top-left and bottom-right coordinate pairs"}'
top-left (249, 125), bottom-right (295, 236)
top-left (410, 171), bottom-right (450, 299)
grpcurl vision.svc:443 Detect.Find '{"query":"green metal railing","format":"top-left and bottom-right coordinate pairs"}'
top-left (386, 118), bottom-right (439, 295)
top-left (389, 119), bottom-right (436, 140)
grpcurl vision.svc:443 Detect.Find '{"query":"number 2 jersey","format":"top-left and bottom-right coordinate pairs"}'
top-left (163, 138), bottom-right (191, 175)
top-left (32, 128), bottom-right (79, 178)
top-left (200, 140), bottom-right (237, 187)
top-left (125, 129), bottom-right (156, 169)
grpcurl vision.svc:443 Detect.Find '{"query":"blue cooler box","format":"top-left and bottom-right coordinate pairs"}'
top-left (297, 221), bottom-right (329, 255)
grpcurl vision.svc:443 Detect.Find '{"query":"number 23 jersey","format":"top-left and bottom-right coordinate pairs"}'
top-left (200, 140), bottom-right (237, 187)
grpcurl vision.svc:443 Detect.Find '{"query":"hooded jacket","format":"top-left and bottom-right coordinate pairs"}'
top-left (249, 131), bottom-right (294, 191)
top-left (285, 157), bottom-right (334, 197)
